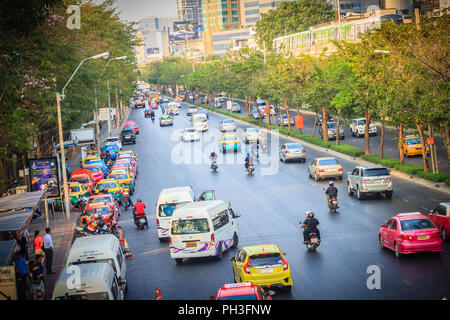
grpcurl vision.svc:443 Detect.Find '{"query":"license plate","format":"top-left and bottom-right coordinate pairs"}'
top-left (139, 219), bottom-right (145, 223)
top-left (186, 241), bottom-right (197, 248)
top-left (260, 268), bottom-right (273, 274)
top-left (373, 179), bottom-right (382, 184)
top-left (418, 235), bottom-right (429, 240)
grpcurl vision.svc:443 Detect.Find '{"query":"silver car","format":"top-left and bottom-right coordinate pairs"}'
top-left (220, 119), bottom-right (236, 132)
top-left (308, 157), bottom-right (343, 181)
top-left (279, 143), bottom-right (306, 162)
top-left (319, 122), bottom-right (345, 140)
top-left (186, 106), bottom-right (198, 115)
top-left (347, 165), bottom-right (393, 199)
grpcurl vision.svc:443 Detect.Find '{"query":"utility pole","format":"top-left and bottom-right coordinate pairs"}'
top-left (107, 80), bottom-right (112, 137)
top-left (94, 85), bottom-right (101, 153)
top-left (116, 87), bottom-right (120, 128)
top-left (429, 124), bottom-right (439, 173)
top-left (56, 92), bottom-right (71, 219)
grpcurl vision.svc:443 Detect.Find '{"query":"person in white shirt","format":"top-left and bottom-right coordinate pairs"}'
top-left (43, 228), bottom-right (55, 274)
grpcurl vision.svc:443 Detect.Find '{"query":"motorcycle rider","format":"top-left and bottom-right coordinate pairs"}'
top-left (300, 211), bottom-right (321, 244)
top-left (209, 150), bottom-right (217, 170)
top-left (132, 199), bottom-right (148, 228)
top-left (121, 185), bottom-right (133, 209)
top-left (244, 152), bottom-right (251, 170)
top-left (325, 181), bottom-right (339, 208)
top-left (150, 109), bottom-right (155, 119)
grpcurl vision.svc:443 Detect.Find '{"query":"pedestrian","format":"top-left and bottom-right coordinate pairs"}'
top-left (13, 252), bottom-right (28, 300)
top-left (47, 199), bottom-right (55, 217)
top-left (33, 230), bottom-right (45, 261)
top-left (19, 229), bottom-right (29, 261)
top-left (43, 228), bottom-right (55, 274)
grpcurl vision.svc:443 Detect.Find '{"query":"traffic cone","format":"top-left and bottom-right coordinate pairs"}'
top-left (155, 287), bottom-right (162, 300)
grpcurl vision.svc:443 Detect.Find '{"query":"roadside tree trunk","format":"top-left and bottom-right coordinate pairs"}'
top-left (335, 110), bottom-right (341, 145)
top-left (416, 122), bottom-right (430, 172)
top-left (364, 109), bottom-right (371, 155)
top-left (397, 123), bottom-right (405, 165)
top-left (285, 100), bottom-right (292, 131)
top-left (321, 107), bottom-right (329, 142)
top-left (380, 119), bottom-right (385, 159)
top-left (266, 100), bottom-right (271, 126)
top-left (254, 97), bottom-right (263, 124)
top-left (312, 113), bottom-right (318, 137)
top-left (445, 125), bottom-right (450, 176)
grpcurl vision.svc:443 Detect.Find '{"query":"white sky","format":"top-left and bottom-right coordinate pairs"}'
top-left (108, 0), bottom-right (178, 23)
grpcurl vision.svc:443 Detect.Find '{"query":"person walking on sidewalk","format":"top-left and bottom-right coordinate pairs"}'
top-left (33, 230), bottom-right (45, 261)
top-left (43, 228), bottom-right (55, 274)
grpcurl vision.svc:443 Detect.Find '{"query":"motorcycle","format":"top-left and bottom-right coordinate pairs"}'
top-left (30, 279), bottom-right (46, 300)
top-left (211, 159), bottom-right (218, 172)
top-left (328, 197), bottom-right (339, 213)
top-left (122, 196), bottom-right (132, 211)
top-left (151, 114), bottom-right (155, 121)
top-left (305, 232), bottom-right (321, 251)
top-left (247, 162), bottom-right (255, 175)
top-left (134, 210), bottom-right (148, 230)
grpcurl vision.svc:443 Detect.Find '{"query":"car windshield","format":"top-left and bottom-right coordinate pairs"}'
top-left (70, 186), bottom-right (80, 193)
top-left (249, 253), bottom-right (282, 267)
top-left (224, 136), bottom-right (236, 141)
top-left (247, 128), bottom-right (259, 133)
top-left (86, 207), bottom-right (110, 216)
top-left (357, 120), bottom-right (366, 125)
top-left (218, 294), bottom-right (258, 300)
top-left (88, 196), bottom-right (111, 205)
top-left (159, 202), bottom-right (190, 217)
top-left (107, 138), bottom-right (119, 142)
top-left (71, 177), bottom-right (89, 184)
top-left (318, 159), bottom-right (338, 166)
top-left (363, 168), bottom-right (390, 176)
top-left (55, 292), bottom-right (109, 300)
top-left (193, 116), bottom-right (207, 123)
top-left (122, 130), bottom-right (133, 135)
top-left (287, 144), bottom-right (303, 150)
top-left (111, 173), bottom-right (128, 180)
top-left (86, 159), bottom-right (104, 167)
top-left (85, 167), bottom-right (101, 173)
top-left (406, 138), bottom-right (421, 145)
top-left (103, 145), bottom-right (118, 151)
top-left (223, 120), bottom-right (233, 124)
top-left (97, 182), bottom-right (117, 190)
top-left (328, 123), bottom-right (337, 128)
top-left (401, 219), bottom-right (435, 231)
top-left (185, 128), bottom-right (195, 133)
top-left (171, 218), bottom-right (210, 235)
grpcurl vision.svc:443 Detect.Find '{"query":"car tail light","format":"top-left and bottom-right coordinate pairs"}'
top-left (302, 149), bottom-right (306, 153)
top-left (401, 234), bottom-right (412, 241)
top-left (338, 168), bottom-right (343, 172)
top-left (362, 179), bottom-right (370, 183)
top-left (211, 234), bottom-right (215, 245)
top-left (319, 169), bottom-right (325, 173)
top-left (243, 261), bottom-right (251, 274)
top-left (285, 150), bottom-right (290, 154)
top-left (386, 177), bottom-right (392, 181)
top-left (281, 255), bottom-right (289, 271)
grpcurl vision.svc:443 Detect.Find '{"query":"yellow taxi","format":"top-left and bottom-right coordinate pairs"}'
top-left (230, 244), bottom-right (292, 291)
top-left (82, 156), bottom-right (108, 176)
top-left (93, 179), bottom-right (123, 203)
top-left (402, 135), bottom-right (430, 157)
top-left (117, 150), bottom-right (136, 160)
top-left (219, 134), bottom-right (241, 153)
top-left (60, 182), bottom-right (90, 209)
top-left (108, 170), bottom-right (135, 195)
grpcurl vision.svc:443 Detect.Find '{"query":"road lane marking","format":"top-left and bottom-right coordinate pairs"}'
top-left (140, 247), bottom-right (170, 256)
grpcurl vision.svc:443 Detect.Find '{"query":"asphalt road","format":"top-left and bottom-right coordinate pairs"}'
top-left (205, 97), bottom-right (448, 175)
top-left (121, 100), bottom-right (450, 300)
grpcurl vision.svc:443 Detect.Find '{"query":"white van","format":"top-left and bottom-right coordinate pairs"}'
top-left (66, 234), bottom-right (127, 292)
top-left (156, 187), bottom-right (215, 240)
top-left (191, 113), bottom-right (208, 132)
top-left (167, 102), bottom-right (179, 115)
top-left (52, 263), bottom-right (123, 300)
top-left (168, 200), bottom-right (241, 264)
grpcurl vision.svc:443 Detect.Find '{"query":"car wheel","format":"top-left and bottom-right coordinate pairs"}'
top-left (347, 183), bottom-right (354, 196)
top-left (385, 191), bottom-right (393, 199)
top-left (356, 187), bottom-right (363, 200)
top-left (216, 243), bottom-right (223, 260)
top-left (231, 233), bottom-right (238, 249)
top-left (175, 258), bottom-right (183, 265)
top-left (379, 235), bottom-right (384, 250)
top-left (394, 243), bottom-right (401, 259)
top-left (442, 228), bottom-right (447, 242)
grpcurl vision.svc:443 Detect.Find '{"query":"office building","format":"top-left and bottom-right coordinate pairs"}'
top-left (239, 0), bottom-right (284, 28)
top-left (177, 0), bottom-right (203, 24)
top-left (137, 16), bottom-right (177, 61)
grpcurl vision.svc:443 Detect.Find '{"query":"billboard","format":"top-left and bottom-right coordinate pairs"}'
top-left (28, 157), bottom-right (60, 198)
top-left (147, 48), bottom-right (160, 55)
top-left (71, 128), bottom-right (95, 144)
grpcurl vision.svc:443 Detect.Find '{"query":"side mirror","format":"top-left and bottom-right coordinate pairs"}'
top-left (347, 172), bottom-right (351, 176)
top-left (282, 252), bottom-right (286, 256)
top-left (120, 279), bottom-right (127, 286)
top-left (234, 212), bottom-right (241, 218)
top-left (229, 257), bottom-right (235, 262)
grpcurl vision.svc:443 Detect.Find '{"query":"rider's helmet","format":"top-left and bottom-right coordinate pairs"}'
top-left (309, 212), bottom-right (315, 218)
top-left (247, 152), bottom-right (250, 156)
top-left (329, 181), bottom-right (334, 186)
top-left (137, 199), bottom-right (142, 202)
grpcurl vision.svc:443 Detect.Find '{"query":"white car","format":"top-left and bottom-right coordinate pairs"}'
top-left (182, 128), bottom-right (200, 142)
top-left (350, 118), bottom-right (377, 138)
top-left (244, 127), bottom-right (263, 144)
top-left (220, 119), bottom-right (236, 132)
top-left (167, 102), bottom-right (179, 115)
top-left (191, 113), bottom-right (208, 132)
top-left (105, 137), bottom-right (122, 150)
top-left (187, 106), bottom-right (198, 116)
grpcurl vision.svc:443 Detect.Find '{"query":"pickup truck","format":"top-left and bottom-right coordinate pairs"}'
top-left (347, 165), bottom-right (393, 200)
top-left (429, 202), bottom-right (450, 241)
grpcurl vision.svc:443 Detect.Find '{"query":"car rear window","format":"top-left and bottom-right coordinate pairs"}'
top-left (249, 252), bottom-right (282, 267)
top-left (287, 144), bottom-right (303, 149)
top-left (406, 138), bottom-right (421, 145)
top-left (318, 159), bottom-right (338, 166)
top-left (218, 294), bottom-right (258, 300)
top-left (171, 218), bottom-right (210, 234)
top-left (122, 130), bottom-right (133, 135)
top-left (247, 128), bottom-right (259, 133)
top-left (224, 136), bottom-right (236, 141)
top-left (223, 120), bottom-right (233, 124)
top-left (400, 219), bottom-right (435, 231)
top-left (363, 168), bottom-right (390, 176)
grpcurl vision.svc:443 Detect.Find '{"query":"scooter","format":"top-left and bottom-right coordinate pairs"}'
top-left (211, 159), bottom-right (218, 172)
top-left (133, 208), bottom-right (148, 230)
top-left (247, 162), bottom-right (255, 175)
top-left (122, 196), bottom-right (132, 211)
top-left (328, 197), bottom-right (339, 213)
top-left (305, 232), bottom-right (321, 251)
top-left (151, 114), bottom-right (155, 121)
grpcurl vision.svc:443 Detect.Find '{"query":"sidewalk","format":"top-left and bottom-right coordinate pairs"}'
top-left (26, 106), bottom-right (131, 299)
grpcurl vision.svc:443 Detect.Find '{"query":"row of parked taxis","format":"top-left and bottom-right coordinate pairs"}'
top-left (51, 121), bottom-right (141, 300)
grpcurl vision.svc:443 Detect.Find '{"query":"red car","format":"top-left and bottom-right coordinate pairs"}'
top-left (124, 120), bottom-right (139, 134)
top-left (86, 193), bottom-right (119, 213)
top-left (116, 155), bottom-right (138, 173)
top-left (379, 212), bottom-right (443, 258)
top-left (82, 164), bottom-right (104, 184)
top-left (429, 202), bottom-right (450, 242)
top-left (213, 283), bottom-right (272, 300)
top-left (149, 102), bottom-right (158, 109)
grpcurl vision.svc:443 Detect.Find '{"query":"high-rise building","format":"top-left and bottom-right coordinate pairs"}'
top-left (177, 0), bottom-right (203, 24)
top-left (239, 0), bottom-right (284, 28)
top-left (137, 16), bottom-right (177, 61)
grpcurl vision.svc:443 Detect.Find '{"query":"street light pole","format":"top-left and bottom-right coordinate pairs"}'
top-left (58, 51), bottom-right (110, 219)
